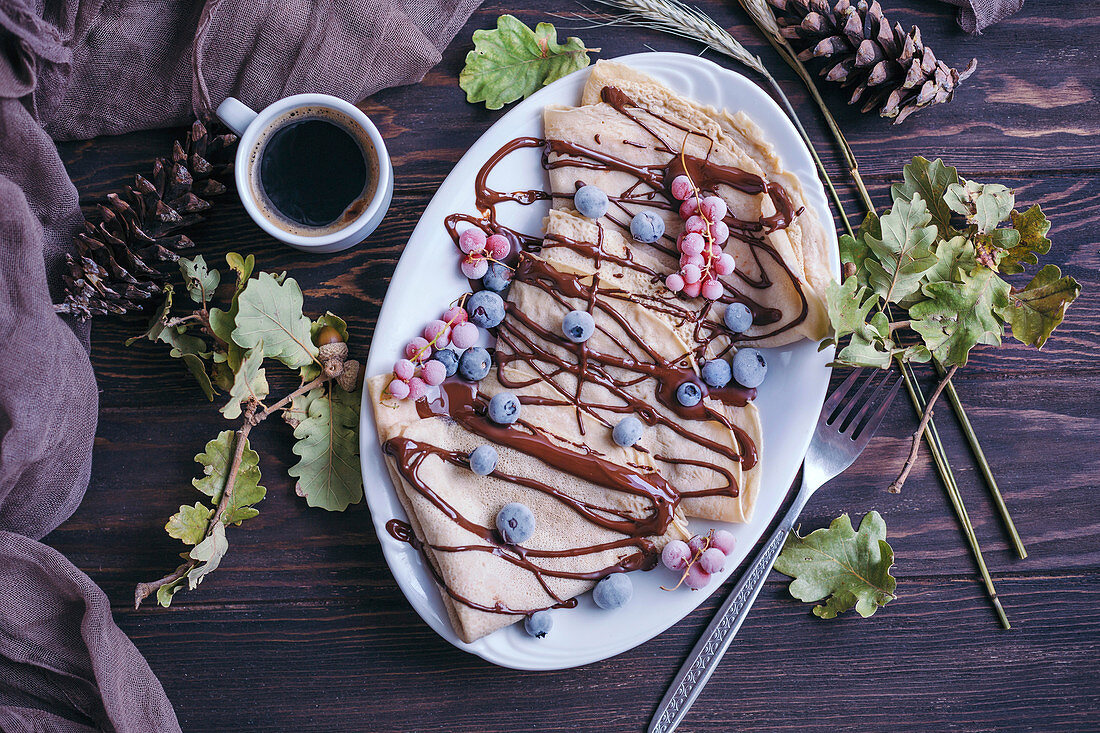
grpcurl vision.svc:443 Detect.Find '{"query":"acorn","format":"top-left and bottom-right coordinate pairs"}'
top-left (337, 359), bottom-right (363, 392)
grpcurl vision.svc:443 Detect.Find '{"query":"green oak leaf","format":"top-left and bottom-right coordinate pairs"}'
top-left (775, 511), bottom-right (897, 619)
top-left (864, 193), bottom-right (939, 304)
top-left (209, 251), bottom-right (256, 344)
top-left (179, 255), bottom-right (220, 305)
top-left (996, 264), bottom-right (1081, 349)
top-left (921, 236), bottom-right (979, 287)
top-left (288, 386), bottom-right (364, 511)
top-left (126, 285), bottom-right (206, 356)
top-left (825, 276), bottom-right (881, 340)
top-left (192, 430), bottom-right (265, 524)
top-left (301, 312), bottom-right (351, 382)
top-left (999, 205), bottom-right (1052, 275)
top-left (838, 212), bottom-right (879, 290)
top-left (185, 521), bottom-right (228, 590)
top-left (910, 267), bottom-right (1011, 367)
top-left (156, 577), bottom-right (186, 607)
top-left (459, 15), bottom-right (592, 110)
top-left (833, 333), bottom-right (895, 370)
top-left (181, 353), bottom-right (214, 401)
top-left (221, 346), bottom-right (269, 419)
top-left (231, 272), bottom-right (317, 368)
top-left (945, 180), bottom-right (1014, 234)
top-left (166, 502), bottom-right (213, 546)
top-left (890, 156), bottom-right (959, 237)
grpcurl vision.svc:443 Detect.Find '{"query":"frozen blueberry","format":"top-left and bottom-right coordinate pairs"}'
top-left (562, 309), bottom-right (596, 343)
top-left (593, 573), bottom-right (633, 610)
top-left (469, 445), bottom-right (498, 476)
top-left (466, 290), bottom-right (506, 329)
top-left (488, 392), bottom-right (521, 424)
top-left (431, 348), bottom-right (459, 378)
top-left (496, 502), bottom-right (535, 544)
top-left (630, 211), bottom-right (665, 243)
top-left (524, 609), bottom-right (554, 639)
top-left (481, 263), bottom-right (512, 293)
top-left (732, 348), bottom-right (768, 388)
top-left (612, 416), bottom-right (644, 448)
top-left (458, 346), bottom-right (491, 382)
top-left (676, 381), bottom-right (702, 407)
top-left (723, 302), bottom-right (753, 334)
top-left (700, 359), bottom-right (731, 388)
top-left (574, 185), bottom-right (609, 219)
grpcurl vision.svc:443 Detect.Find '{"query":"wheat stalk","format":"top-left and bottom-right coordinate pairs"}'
top-left (584, 0), bottom-right (854, 237)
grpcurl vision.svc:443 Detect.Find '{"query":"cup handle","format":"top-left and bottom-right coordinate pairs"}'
top-left (216, 97), bottom-right (258, 136)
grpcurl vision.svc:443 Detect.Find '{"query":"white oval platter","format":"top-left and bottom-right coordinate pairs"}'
top-left (359, 51), bottom-right (838, 671)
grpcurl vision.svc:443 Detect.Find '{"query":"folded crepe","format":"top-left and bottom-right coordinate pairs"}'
top-left (543, 60), bottom-right (832, 350)
top-left (366, 59), bottom-right (837, 643)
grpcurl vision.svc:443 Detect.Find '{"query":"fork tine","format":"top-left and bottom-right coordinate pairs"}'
top-left (850, 371), bottom-right (903, 445)
top-left (822, 368), bottom-right (863, 419)
top-left (832, 369), bottom-right (886, 430)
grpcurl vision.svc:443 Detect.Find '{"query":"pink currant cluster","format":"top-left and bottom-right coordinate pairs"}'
top-left (664, 175), bottom-right (735, 300)
top-left (458, 228), bottom-right (510, 279)
top-left (387, 304), bottom-right (479, 400)
top-left (660, 528), bottom-right (736, 591)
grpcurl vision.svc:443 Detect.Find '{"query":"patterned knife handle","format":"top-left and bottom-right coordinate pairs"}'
top-left (648, 477), bottom-right (813, 733)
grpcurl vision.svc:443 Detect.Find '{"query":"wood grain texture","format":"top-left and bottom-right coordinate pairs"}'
top-left (44, 0), bottom-right (1100, 730)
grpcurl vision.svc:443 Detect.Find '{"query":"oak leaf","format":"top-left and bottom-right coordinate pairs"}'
top-left (997, 264), bottom-right (1081, 349)
top-left (288, 386), bottom-right (363, 511)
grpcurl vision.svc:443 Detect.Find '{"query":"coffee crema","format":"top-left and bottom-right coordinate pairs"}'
top-left (249, 106), bottom-right (379, 237)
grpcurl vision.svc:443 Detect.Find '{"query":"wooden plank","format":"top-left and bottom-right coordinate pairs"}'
top-left (44, 369), bottom-right (1100, 609)
top-left (115, 575), bottom-right (1100, 732)
top-left (79, 171), bottom-right (1100, 409)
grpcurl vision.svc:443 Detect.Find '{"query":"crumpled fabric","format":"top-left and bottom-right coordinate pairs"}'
top-left (940, 0), bottom-right (1024, 33)
top-left (0, 0), bottom-right (481, 729)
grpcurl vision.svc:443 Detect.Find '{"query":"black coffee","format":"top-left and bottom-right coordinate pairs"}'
top-left (254, 111), bottom-right (373, 234)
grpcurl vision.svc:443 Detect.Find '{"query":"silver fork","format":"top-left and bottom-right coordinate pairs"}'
top-left (649, 368), bottom-right (902, 733)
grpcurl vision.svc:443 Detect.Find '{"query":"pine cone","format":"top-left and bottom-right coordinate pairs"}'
top-left (768, 0), bottom-right (977, 124)
top-left (55, 120), bottom-right (238, 320)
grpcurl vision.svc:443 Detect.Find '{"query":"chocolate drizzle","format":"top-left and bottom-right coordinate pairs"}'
top-left (387, 81), bottom-right (820, 619)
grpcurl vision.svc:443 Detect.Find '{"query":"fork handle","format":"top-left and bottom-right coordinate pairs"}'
top-left (648, 474), bottom-right (816, 733)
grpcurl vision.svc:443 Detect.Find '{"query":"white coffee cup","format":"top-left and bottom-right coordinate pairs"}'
top-left (217, 94), bottom-right (393, 253)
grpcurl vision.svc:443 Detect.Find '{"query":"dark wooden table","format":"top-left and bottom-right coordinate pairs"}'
top-left (48, 2), bottom-right (1100, 730)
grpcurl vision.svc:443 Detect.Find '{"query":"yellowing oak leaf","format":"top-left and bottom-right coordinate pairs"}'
top-left (910, 267), bottom-right (1011, 367)
top-left (459, 15), bottom-right (592, 110)
top-left (288, 386), bottom-right (363, 511)
top-left (775, 511), bottom-right (897, 619)
top-left (945, 180), bottom-right (1014, 234)
top-left (221, 346), bottom-right (268, 419)
top-left (999, 205), bottom-right (1053, 275)
top-left (997, 264), bottom-right (1081, 349)
top-left (864, 193), bottom-right (939, 304)
top-left (231, 272), bottom-right (318, 369)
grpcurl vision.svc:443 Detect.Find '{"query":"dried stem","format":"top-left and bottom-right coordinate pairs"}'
top-left (934, 359), bottom-right (1027, 558)
top-left (889, 365), bottom-right (956, 494)
top-left (134, 371), bottom-right (332, 608)
top-left (899, 360), bottom-right (1010, 629)
top-left (165, 313), bottom-right (203, 328)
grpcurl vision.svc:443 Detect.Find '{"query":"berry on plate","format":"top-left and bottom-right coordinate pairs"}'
top-left (466, 290), bottom-right (505, 328)
top-left (469, 445), bottom-right (499, 476)
top-left (676, 381), bottom-right (702, 407)
top-left (431, 348), bottom-right (459, 377)
top-left (458, 346), bottom-right (491, 381)
top-left (732, 347), bottom-right (768, 388)
top-left (496, 502), bottom-right (534, 544)
top-left (711, 529), bottom-right (736, 555)
top-left (387, 378), bottom-right (410, 400)
top-left (562, 309), bottom-right (596, 343)
top-left (450, 321), bottom-right (480, 350)
top-left (723, 302), bottom-right (753, 333)
top-left (593, 573), bottom-right (633, 609)
top-left (661, 539), bottom-right (691, 571)
top-left (458, 228), bottom-right (486, 254)
top-left (612, 415), bottom-right (644, 447)
top-left (488, 392), bottom-right (521, 424)
top-left (574, 184), bottom-right (609, 219)
top-left (630, 211), bottom-right (665, 243)
top-left (485, 234), bottom-right (510, 259)
top-left (482, 263), bottom-right (512, 293)
top-left (698, 547), bottom-right (726, 574)
top-left (701, 358), bottom-right (731, 388)
top-left (524, 609), bottom-right (553, 639)
top-left (420, 359), bottom-right (447, 386)
top-left (683, 563), bottom-right (711, 590)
